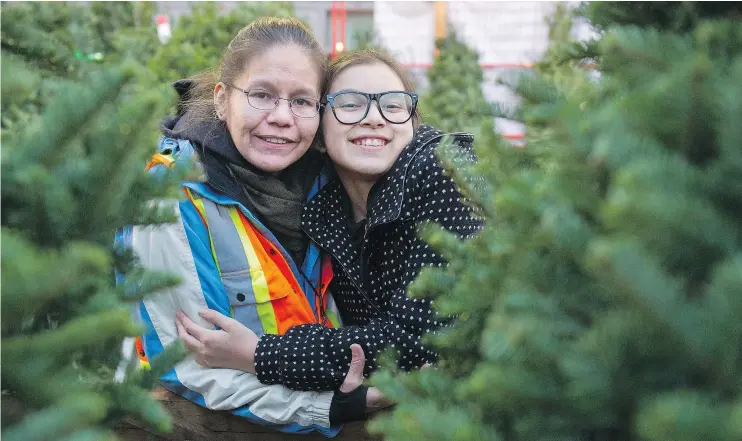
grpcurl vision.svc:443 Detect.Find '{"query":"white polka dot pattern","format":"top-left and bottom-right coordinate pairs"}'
top-left (254, 125), bottom-right (484, 391)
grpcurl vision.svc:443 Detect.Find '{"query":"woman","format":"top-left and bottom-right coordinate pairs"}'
top-left (123, 18), bottom-right (382, 436)
top-left (177, 50), bottom-right (483, 394)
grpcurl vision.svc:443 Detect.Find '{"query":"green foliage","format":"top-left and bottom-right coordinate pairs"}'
top-left (584, 1), bottom-right (742, 33)
top-left (88, 2), bottom-right (158, 57)
top-left (1, 2), bottom-right (159, 134)
top-left (1, 4), bottom-right (195, 440)
top-left (420, 32), bottom-right (493, 136)
top-left (351, 28), bottom-right (382, 51)
top-left (371, 4), bottom-right (742, 441)
top-left (537, 4), bottom-right (587, 87)
top-left (147, 2), bottom-right (295, 84)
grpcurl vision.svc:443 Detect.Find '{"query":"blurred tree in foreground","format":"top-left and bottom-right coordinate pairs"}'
top-left (371, 2), bottom-right (742, 441)
top-left (1, 2), bottom-right (159, 133)
top-left (1, 3), bottom-right (194, 440)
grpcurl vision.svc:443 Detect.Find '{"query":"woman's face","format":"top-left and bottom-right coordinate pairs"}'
top-left (215, 44), bottom-right (321, 172)
top-left (322, 62), bottom-right (414, 182)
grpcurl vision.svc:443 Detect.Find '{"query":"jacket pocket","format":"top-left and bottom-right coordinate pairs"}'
top-left (221, 268), bottom-right (287, 337)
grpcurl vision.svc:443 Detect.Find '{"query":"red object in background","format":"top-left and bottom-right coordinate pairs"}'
top-left (330, 1), bottom-right (347, 59)
top-left (156, 14), bottom-right (172, 44)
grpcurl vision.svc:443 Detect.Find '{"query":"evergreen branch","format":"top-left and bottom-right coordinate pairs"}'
top-left (14, 68), bottom-right (128, 165)
top-left (0, 232), bottom-right (109, 331)
top-left (117, 267), bottom-right (182, 302)
top-left (3, 310), bottom-right (140, 365)
top-left (124, 340), bottom-right (186, 391)
top-left (586, 239), bottom-right (713, 367)
top-left (0, 6), bottom-right (73, 71)
top-left (57, 429), bottom-right (118, 441)
top-left (1, 394), bottom-right (109, 441)
top-left (86, 90), bottom-right (168, 235)
top-left (107, 385), bottom-right (173, 433)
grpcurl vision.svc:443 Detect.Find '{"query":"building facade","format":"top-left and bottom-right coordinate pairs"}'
top-left (155, 1), bottom-right (592, 139)
top-left (294, 1), bottom-right (564, 139)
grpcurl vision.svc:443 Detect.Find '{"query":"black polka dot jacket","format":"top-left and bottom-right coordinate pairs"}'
top-left (254, 125), bottom-right (484, 391)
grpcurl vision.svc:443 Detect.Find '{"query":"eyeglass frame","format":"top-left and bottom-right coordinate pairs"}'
top-left (323, 90), bottom-right (419, 125)
top-left (224, 83), bottom-right (322, 118)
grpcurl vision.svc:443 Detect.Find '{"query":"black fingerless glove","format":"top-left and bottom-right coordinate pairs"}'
top-left (329, 385), bottom-right (368, 425)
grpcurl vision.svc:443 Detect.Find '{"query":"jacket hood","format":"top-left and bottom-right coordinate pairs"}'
top-left (414, 124), bottom-right (474, 148)
top-left (160, 79), bottom-right (248, 166)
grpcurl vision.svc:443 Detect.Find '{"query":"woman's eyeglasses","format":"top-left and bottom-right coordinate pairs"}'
top-left (226, 84), bottom-right (321, 118)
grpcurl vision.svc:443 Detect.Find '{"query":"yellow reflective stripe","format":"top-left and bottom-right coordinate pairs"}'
top-left (326, 310), bottom-right (340, 328)
top-left (227, 208), bottom-right (278, 335)
top-left (187, 189), bottom-right (221, 275)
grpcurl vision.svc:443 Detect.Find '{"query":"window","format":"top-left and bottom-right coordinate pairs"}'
top-left (326, 8), bottom-right (374, 53)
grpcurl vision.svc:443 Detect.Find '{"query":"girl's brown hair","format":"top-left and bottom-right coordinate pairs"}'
top-left (323, 49), bottom-right (421, 128)
top-left (183, 17), bottom-right (327, 123)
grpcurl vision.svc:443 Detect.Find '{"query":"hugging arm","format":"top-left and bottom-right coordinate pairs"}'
top-left (255, 138), bottom-right (484, 391)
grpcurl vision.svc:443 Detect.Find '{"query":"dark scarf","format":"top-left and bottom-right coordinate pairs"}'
top-left (225, 154), bottom-right (322, 266)
top-left (165, 113), bottom-right (323, 266)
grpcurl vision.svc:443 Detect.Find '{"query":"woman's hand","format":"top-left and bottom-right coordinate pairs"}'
top-left (176, 309), bottom-right (257, 373)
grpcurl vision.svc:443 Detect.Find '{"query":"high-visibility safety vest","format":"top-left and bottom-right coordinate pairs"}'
top-left (134, 140), bottom-right (340, 369)
top-left (119, 136), bottom-right (343, 436)
top-left (184, 187), bottom-right (340, 335)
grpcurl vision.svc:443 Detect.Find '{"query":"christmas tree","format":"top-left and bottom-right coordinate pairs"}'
top-left (147, 2), bottom-right (295, 84)
top-left (1, 2), bottom-right (159, 133)
top-left (371, 3), bottom-right (742, 441)
top-left (86, 2), bottom-right (160, 65)
top-left (2, 4), bottom-right (194, 440)
top-left (420, 31), bottom-right (493, 136)
top-left (350, 28), bottom-right (382, 51)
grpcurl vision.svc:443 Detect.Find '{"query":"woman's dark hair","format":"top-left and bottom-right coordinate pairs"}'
top-left (184, 17), bottom-right (327, 122)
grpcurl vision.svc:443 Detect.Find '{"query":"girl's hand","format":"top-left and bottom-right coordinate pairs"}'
top-left (176, 309), bottom-right (257, 373)
top-left (341, 344), bottom-right (394, 413)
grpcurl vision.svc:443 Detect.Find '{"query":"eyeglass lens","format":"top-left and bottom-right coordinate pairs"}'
top-left (332, 92), bottom-right (414, 124)
top-left (246, 89), bottom-right (319, 118)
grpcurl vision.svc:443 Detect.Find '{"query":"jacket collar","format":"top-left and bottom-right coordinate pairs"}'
top-left (302, 125), bottom-right (473, 243)
top-left (301, 125), bottom-right (473, 290)
top-left (366, 124), bottom-right (445, 228)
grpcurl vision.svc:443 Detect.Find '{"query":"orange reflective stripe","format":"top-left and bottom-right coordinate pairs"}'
top-left (135, 336), bottom-right (151, 370)
top-left (145, 152), bottom-right (175, 171)
top-left (237, 213), bottom-right (318, 334)
top-left (253, 230), bottom-right (323, 332)
top-left (135, 337), bottom-right (147, 362)
top-left (320, 254), bottom-right (334, 296)
top-left (317, 254), bottom-right (336, 328)
top-left (253, 232), bottom-right (304, 300)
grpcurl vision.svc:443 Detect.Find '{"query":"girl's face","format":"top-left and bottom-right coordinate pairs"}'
top-left (321, 62), bottom-right (415, 183)
top-left (214, 44), bottom-right (321, 172)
